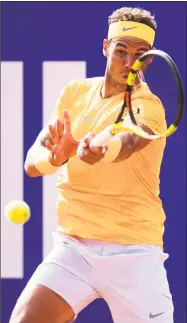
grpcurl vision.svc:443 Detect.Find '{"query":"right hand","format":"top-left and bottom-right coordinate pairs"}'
top-left (46, 110), bottom-right (78, 166)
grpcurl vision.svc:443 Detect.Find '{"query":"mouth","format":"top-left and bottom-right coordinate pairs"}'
top-left (121, 71), bottom-right (129, 78)
top-left (121, 74), bottom-right (128, 79)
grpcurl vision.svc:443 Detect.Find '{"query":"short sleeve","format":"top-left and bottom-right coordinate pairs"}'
top-left (131, 95), bottom-right (167, 134)
top-left (49, 80), bottom-right (77, 123)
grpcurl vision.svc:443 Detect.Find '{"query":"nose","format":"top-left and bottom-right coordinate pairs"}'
top-left (124, 63), bottom-right (131, 69)
top-left (123, 54), bottom-right (134, 68)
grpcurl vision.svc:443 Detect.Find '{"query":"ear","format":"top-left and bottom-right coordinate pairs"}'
top-left (103, 39), bottom-right (109, 58)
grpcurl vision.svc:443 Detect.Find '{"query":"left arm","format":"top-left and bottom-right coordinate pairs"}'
top-left (80, 124), bottom-right (153, 164)
top-left (93, 97), bottom-right (166, 163)
top-left (110, 124), bottom-right (154, 163)
top-left (78, 98), bottom-right (166, 164)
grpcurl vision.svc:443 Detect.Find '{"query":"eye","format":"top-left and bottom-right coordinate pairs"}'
top-left (117, 49), bottom-right (127, 56)
top-left (135, 53), bottom-right (143, 57)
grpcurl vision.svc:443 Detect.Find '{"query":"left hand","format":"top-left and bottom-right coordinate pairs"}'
top-left (77, 132), bottom-right (108, 165)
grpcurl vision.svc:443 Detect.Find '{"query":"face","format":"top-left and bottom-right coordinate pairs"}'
top-left (103, 36), bottom-right (151, 87)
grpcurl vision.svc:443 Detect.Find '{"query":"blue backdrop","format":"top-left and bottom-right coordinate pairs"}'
top-left (1, 2), bottom-right (186, 323)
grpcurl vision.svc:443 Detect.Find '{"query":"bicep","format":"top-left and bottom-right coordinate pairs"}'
top-left (133, 96), bottom-right (167, 135)
top-left (111, 98), bottom-right (166, 162)
top-left (126, 97), bottom-right (166, 152)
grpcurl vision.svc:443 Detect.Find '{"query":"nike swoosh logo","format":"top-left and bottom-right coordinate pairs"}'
top-left (157, 292), bottom-right (171, 300)
top-left (149, 312), bottom-right (165, 319)
top-left (122, 27), bottom-right (137, 31)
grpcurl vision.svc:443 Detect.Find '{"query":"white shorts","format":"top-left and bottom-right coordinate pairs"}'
top-left (28, 233), bottom-right (174, 323)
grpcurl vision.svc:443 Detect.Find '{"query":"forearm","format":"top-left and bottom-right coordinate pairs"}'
top-left (103, 133), bottom-right (134, 163)
top-left (103, 124), bottom-right (153, 163)
top-left (25, 137), bottom-right (80, 177)
top-left (25, 145), bottom-right (70, 178)
top-left (24, 161), bottom-right (44, 177)
top-left (24, 146), bottom-right (57, 177)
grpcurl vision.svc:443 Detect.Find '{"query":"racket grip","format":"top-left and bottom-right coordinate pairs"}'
top-left (90, 126), bottom-right (114, 147)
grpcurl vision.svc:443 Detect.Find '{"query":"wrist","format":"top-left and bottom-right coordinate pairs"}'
top-left (48, 153), bottom-right (69, 167)
top-left (69, 140), bottom-right (80, 158)
top-left (48, 140), bottom-right (79, 167)
top-left (34, 147), bottom-right (60, 175)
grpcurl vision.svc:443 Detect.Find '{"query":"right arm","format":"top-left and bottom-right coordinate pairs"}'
top-left (25, 110), bottom-right (79, 178)
top-left (24, 81), bottom-right (79, 177)
top-left (25, 113), bottom-right (79, 177)
top-left (24, 126), bottom-right (56, 177)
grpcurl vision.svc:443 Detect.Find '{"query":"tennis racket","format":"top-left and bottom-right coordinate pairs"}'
top-left (90, 49), bottom-right (184, 147)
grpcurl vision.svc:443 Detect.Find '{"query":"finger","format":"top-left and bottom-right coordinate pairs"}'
top-left (89, 146), bottom-right (103, 155)
top-left (82, 132), bottom-right (95, 146)
top-left (48, 124), bottom-right (58, 144)
top-left (78, 133), bottom-right (95, 152)
top-left (81, 142), bottom-right (88, 148)
top-left (89, 144), bottom-right (108, 156)
top-left (63, 110), bottom-right (71, 133)
top-left (77, 146), bottom-right (85, 158)
top-left (45, 140), bottom-right (56, 153)
top-left (83, 147), bottom-right (94, 157)
top-left (101, 145), bottom-right (108, 154)
top-left (82, 147), bottom-right (105, 159)
top-left (79, 140), bottom-right (89, 149)
top-left (56, 119), bottom-right (64, 138)
top-left (79, 149), bottom-right (104, 164)
top-left (77, 147), bottom-right (91, 158)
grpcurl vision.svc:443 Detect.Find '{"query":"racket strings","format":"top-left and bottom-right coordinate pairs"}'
top-left (115, 49), bottom-right (183, 139)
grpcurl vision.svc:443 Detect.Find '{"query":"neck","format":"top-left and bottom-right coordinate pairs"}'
top-left (101, 69), bottom-right (126, 99)
top-left (101, 69), bottom-right (142, 99)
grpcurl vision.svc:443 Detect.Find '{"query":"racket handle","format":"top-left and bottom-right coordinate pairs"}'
top-left (90, 126), bottom-right (114, 147)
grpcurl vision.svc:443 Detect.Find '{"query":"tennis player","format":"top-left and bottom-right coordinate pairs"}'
top-left (10, 7), bottom-right (174, 323)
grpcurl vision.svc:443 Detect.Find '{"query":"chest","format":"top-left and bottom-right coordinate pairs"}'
top-left (70, 91), bottom-right (124, 139)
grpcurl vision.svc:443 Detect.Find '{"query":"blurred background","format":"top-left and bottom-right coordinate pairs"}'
top-left (1, 2), bottom-right (186, 323)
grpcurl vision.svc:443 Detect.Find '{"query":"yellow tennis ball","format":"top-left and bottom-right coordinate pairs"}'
top-left (5, 200), bottom-right (31, 224)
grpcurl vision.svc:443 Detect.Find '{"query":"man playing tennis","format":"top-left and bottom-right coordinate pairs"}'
top-left (10, 7), bottom-right (174, 323)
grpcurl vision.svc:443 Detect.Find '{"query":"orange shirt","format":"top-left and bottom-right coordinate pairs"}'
top-left (51, 77), bottom-right (167, 246)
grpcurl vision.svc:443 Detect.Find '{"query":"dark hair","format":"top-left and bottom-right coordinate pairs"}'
top-left (108, 7), bottom-right (157, 30)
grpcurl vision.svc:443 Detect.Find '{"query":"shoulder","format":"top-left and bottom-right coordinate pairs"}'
top-left (66, 76), bottom-right (103, 93)
top-left (58, 77), bottom-right (103, 102)
top-left (130, 82), bottom-right (167, 134)
top-left (55, 77), bottom-right (103, 117)
top-left (132, 81), bottom-right (165, 115)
